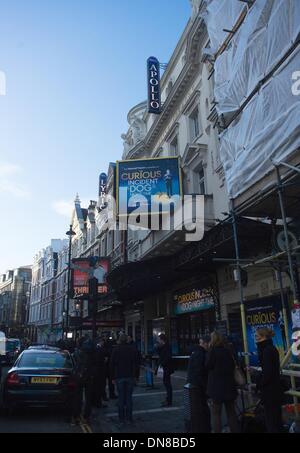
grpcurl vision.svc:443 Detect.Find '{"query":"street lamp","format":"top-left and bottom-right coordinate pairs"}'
top-left (65, 225), bottom-right (76, 337)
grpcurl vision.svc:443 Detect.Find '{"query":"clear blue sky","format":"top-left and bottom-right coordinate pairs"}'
top-left (0, 0), bottom-right (191, 274)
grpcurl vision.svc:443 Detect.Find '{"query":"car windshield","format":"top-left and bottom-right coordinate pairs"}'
top-left (18, 352), bottom-right (73, 369)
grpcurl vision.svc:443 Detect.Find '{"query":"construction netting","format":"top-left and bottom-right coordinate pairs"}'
top-left (204, 0), bottom-right (300, 198)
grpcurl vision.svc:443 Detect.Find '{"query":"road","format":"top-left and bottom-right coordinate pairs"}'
top-left (0, 366), bottom-right (186, 434)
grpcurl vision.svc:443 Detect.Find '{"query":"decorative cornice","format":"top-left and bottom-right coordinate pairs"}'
top-left (143, 17), bottom-right (207, 153)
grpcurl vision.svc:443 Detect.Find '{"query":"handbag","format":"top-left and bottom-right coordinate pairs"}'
top-left (157, 366), bottom-right (164, 378)
top-left (232, 353), bottom-right (246, 387)
top-left (234, 366), bottom-right (246, 387)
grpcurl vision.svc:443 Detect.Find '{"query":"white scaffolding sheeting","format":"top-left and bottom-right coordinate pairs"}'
top-left (221, 46), bottom-right (300, 198)
top-left (211, 0), bottom-right (300, 116)
top-left (204, 0), bottom-right (245, 54)
top-left (204, 0), bottom-right (300, 199)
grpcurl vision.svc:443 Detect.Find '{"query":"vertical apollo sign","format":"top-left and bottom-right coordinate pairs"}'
top-left (147, 57), bottom-right (161, 114)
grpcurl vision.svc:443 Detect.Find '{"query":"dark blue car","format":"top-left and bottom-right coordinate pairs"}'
top-left (2, 348), bottom-right (78, 413)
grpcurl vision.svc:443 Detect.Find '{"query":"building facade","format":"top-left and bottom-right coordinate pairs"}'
top-left (28, 239), bottom-right (68, 343)
top-left (94, 1), bottom-right (230, 355)
top-left (0, 267), bottom-right (32, 338)
top-left (25, 1), bottom-right (300, 363)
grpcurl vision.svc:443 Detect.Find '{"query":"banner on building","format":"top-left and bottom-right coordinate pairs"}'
top-left (116, 157), bottom-right (182, 216)
top-left (71, 257), bottom-right (109, 300)
top-left (173, 287), bottom-right (215, 315)
top-left (245, 295), bottom-right (292, 366)
top-left (147, 56), bottom-right (161, 114)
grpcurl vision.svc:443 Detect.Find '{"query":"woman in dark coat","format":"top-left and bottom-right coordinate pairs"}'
top-left (255, 328), bottom-right (283, 433)
top-left (207, 331), bottom-right (239, 433)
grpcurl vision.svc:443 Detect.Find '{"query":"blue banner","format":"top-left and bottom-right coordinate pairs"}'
top-left (117, 157), bottom-right (182, 216)
top-left (245, 295), bottom-right (292, 366)
top-left (147, 56), bottom-right (161, 114)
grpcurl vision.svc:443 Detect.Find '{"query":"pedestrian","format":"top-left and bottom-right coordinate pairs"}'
top-left (103, 336), bottom-right (117, 400)
top-left (187, 335), bottom-right (211, 433)
top-left (92, 337), bottom-right (107, 409)
top-left (206, 331), bottom-right (239, 433)
top-left (255, 327), bottom-right (283, 433)
top-left (155, 333), bottom-right (174, 407)
top-left (73, 336), bottom-right (95, 425)
top-left (110, 333), bottom-right (139, 426)
top-left (127, 335), bottom-right (142, 382)
top-left (144, 354), bottom-right (154, 389)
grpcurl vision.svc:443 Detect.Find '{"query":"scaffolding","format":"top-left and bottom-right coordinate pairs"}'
top-left (230, 161), bottom-right (300, 422)
top-left (203, 0), bottom-right (300, 424)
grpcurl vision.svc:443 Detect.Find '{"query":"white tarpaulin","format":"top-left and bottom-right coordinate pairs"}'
top-left (212, 0), bottom-right (300, 116)
top-left (220, 46), bottom-right (300, 198)
top-left (204, 0), bottom-right (300, 199)
top-left (204, 0), bottom-right (245, 53)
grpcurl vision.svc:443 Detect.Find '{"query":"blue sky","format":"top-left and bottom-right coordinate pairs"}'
top-left (0, 0), bottom-right (191, 273)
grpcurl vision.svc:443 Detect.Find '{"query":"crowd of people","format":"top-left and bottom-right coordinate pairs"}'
top-left (186, 328), bottom-right (285, 433)
top-left (1, 327), bottom-right (286, 433)
top-left (61, 328), bottom-right (284, 433)
top-left (65, 332), bottom-right (171, 427)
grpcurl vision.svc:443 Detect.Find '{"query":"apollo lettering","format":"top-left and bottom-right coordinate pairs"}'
top-left (148, 57), bottom-right (161, 114)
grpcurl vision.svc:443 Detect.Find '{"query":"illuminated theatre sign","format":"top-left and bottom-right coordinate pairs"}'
top-left (147, 56), bottom-right (161, 114)
top-left (174, 287), bottom-right (215, 315)
top-left (116, 157), bottom-right (182, 216)
top-left (99, 172), bottom-right (107, 210)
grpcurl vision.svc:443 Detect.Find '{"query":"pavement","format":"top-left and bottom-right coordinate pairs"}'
top-left (91, 371), bottom-right (187, 434)
top-left (0, 366), bottom-right (255, 433)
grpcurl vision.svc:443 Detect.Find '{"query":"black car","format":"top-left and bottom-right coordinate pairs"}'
top-left (2, 348), bottom-right (78, 413)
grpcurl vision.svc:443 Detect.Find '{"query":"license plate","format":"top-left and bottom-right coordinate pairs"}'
top-left (31, 377), bottom-right (58, 385)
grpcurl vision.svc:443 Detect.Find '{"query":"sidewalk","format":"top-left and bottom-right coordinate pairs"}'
top-left (90, 370), bottom-right (255, 434)
top-left (91, 371), bottom-right (187, 434)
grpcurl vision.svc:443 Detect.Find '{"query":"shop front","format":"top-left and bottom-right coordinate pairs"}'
top-left (171, 285), bottom-right (217, 356)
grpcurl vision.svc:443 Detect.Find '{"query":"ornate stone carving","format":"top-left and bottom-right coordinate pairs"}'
top-left (121, 102), bottom-right (147, 156)
top-left (190, 0), bottom-right (201, 18)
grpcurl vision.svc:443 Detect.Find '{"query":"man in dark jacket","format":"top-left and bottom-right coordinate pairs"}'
top-left (187, 336), bottom-right (211, 432)
top-left (92, 338), bottom-right (107, 409)
top-left (255, 328), bottom-right (283, 433)
top-left (156, 334), bottom-right (174, 407)
top-left (74, 337), bottom-right (95, 424)
top-left (110, 333), bottom-right (139, 425)
top-left (127, 335), bottom-right (142, 382)
top-left (103, 336), bottom-right (117, 399)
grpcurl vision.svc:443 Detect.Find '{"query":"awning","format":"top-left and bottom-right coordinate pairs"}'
top-left (107, 218), bottom-right (275, 301)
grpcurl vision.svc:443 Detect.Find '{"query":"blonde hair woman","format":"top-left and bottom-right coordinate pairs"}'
top-left (255, 327), bottom-right (283, 433)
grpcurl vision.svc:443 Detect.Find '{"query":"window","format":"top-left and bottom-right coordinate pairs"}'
top-left (190, 107), bottom-right (200, 140)
top-left (198, 165), bottom-right (206, 195)
top-left (170, 136), bottom-right (179, 157)
top-left (101, 236), bottom-right (107, 256)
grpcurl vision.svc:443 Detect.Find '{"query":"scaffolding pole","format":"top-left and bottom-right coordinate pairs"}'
top-left (230, 199), bottom-right (251, 387)
top-left (274, 163), bottom-right (300, 421)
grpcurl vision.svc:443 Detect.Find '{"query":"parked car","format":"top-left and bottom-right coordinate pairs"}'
top-left (6, 339), bottom-right (21, 365)
top-left (2, 348), bottom-right (78, 413)
top-left (0, 336), bottom-right (21, 366)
